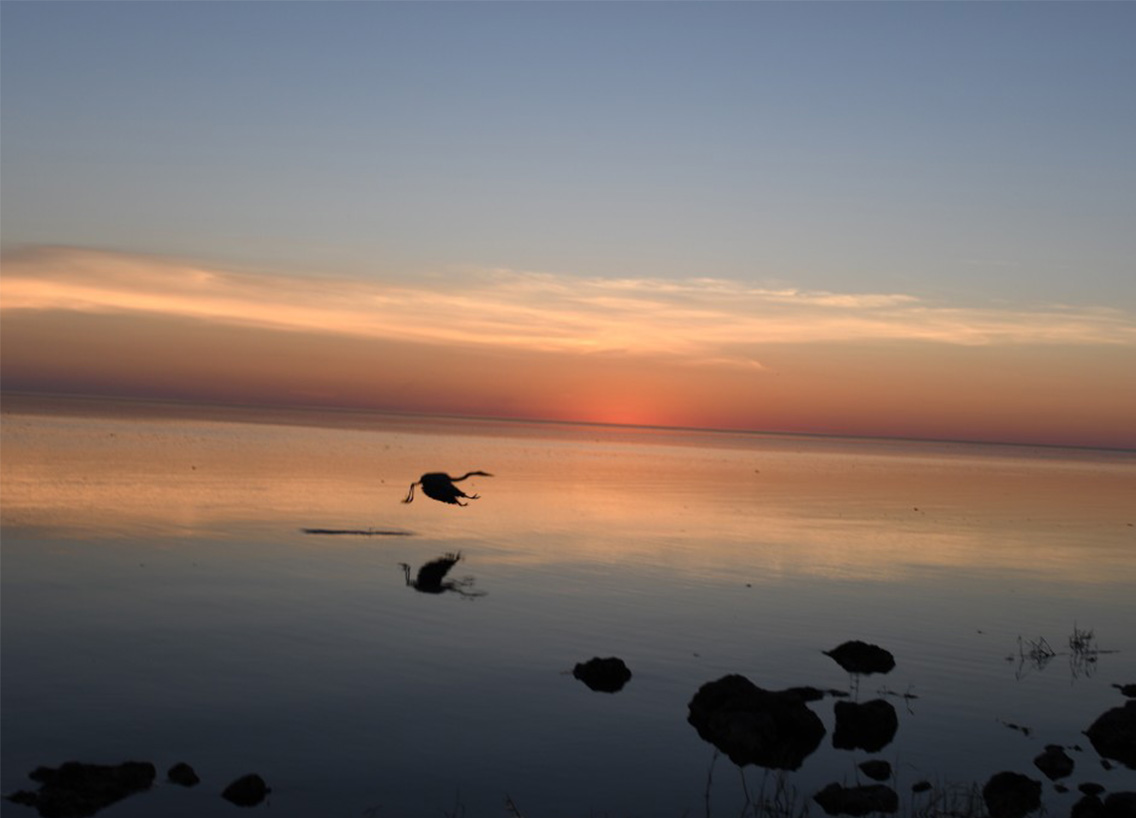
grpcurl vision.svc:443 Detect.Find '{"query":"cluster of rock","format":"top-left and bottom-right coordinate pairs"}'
top-left (9, 642), bottom-right (1133, 817)
top-left (683, 640), bottom-right (1135, 818)
top-left (975, 685), bottom-right (1136, 818)
top-left (684, 640), bottom-right (902, 812)
top-left (6, 761), bottom-right (269, 817)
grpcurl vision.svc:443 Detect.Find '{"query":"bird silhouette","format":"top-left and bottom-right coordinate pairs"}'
top-left (398, 552), bottom-right (485, 597)
top-left (402, 471), bottom-right (492, 506)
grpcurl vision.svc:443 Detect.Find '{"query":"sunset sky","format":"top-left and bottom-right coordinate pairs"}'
top-left (2, 2), bottom-right (1134, 448)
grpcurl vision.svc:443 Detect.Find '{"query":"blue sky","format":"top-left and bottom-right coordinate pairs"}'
top-left (4, 2), bottom-right (1133, 304)
top-left (3, 2), bottom-right (1135, 446)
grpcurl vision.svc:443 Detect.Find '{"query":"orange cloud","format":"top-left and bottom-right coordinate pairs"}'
top-left (3, 245), bottom-right (1133, 360)
top-left (3, 245), bottom-right (1134, 448)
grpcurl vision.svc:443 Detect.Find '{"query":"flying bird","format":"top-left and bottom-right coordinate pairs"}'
top-left (402, 471), bottom-right (492, 506)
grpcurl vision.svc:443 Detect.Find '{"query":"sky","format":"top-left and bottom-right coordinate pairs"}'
top-left (2, 2), bottom-right (1134, 448)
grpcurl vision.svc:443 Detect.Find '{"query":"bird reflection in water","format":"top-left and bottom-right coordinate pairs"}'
top-left (402, 471), bottom-right (492, 506)
top-left (398, 552), bottom-right (486, 598)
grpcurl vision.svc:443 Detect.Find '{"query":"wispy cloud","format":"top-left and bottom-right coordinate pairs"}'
top-left (3, 246), bottom-right (1133, 367)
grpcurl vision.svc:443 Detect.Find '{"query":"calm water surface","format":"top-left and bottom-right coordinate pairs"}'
top-left (2, 396), bottom-right (1134, 817)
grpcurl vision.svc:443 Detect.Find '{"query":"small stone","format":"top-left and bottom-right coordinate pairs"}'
top-left (824, 641), bottom-right (896, 675)
top-left (982, 771), bottom-right (1042, 818)
top-left (168, 762), bottom-right (200, 787)
top-left (1033, 744), bottom-right (1075, 780)
top-left (573, 656), bottom-right (632, 693)
top-left (221, 773), bottom-right (270, 807)
top-left (859, 760), bottom-right (892, 781)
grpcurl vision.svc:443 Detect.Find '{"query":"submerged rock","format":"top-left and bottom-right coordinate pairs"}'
top-left (1033, 744), bottom-right (1074, 780)
top-left (1113, 684), bottom-right (1136, 699)
top-left (813, 783), bottom-right (898, 816)
top-left (1072, 795), bottom-right (1107, 818)
top-left (221, 774), bottom-right (270, 807)
top-left (6, 760), bottom-right (156, 817)
top-left (1086, 700), bottom-right (1136, 769)
top-left (572, 657), bottom-right (632, 693)
top-left (982, 771), bottom-right (1042, 818)
top-left (859, 760), bottom-right (892, 782)
top-left (167, 763), bottom-right (200, 787)
top-left (833, 699), bottom-right (899, 752)
top-left (1074, 792), bottom-right (1136, 818)
top-left (687, 674), bottom-right (826, 771)
top-left (824, 641), bottom-right (896, 675)
top-left (1103, 792), bottom-right (1136, 817)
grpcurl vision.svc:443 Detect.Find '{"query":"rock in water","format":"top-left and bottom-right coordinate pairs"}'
top-left (221, 773), bottom-right (270, 807)
top-left (573, 657), bottom-right (632, 693)
top-left (6, 760), bottom-right (156, 817)
top-left (1103, 792), bottom-right (1136, 817)
top-left (1033, 745), bottom-right (1074, 780)
top-left (859, 760), bottom-right (892, 782)
top-left (824, 641), bottom-right (896, 675)
top-left (1086, 700), bottom-right (1136, 769)
top-left (833, 699), bottom-right (899, 752)
top-left (687, 674), bottom-right (826, 770)
top-left (167, 762), bottom-right (200, 787)
top-left (982, 771), bottom-right (1042, 818)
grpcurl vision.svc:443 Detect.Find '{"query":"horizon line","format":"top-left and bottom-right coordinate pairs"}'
top-left (3, 389), bottom-right (1133, 456)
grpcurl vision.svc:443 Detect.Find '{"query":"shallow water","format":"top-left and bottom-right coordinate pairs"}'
top-left (2, 395), bottom-right (1134, 817)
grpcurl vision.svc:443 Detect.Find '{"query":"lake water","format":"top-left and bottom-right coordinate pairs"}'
top-left (2, 395), bottom-right (1134, 817)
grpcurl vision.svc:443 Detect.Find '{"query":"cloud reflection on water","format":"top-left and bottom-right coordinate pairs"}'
top-left (2, 400), bottom-right (1132, 589)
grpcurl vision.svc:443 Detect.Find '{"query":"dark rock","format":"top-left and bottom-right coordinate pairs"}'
top-left (982, 771), bottom-right (1042, 818)
top-left (813, 783), bottom-right (899, 816)
top-left (9, 760), bottom-right (156, 817)
top-left (1113, 684), bottom-right (1136, 698)
top-left (859, 760), bottom-right (892, 781)
top-left (6, 791), bottom-right (39, 808)
top-left (833, 699), bottom-right (899, 752)
top-left (1073, 795), bottom-right (1107, 818)
top-left (1033, 744), bottom-right (1075, 780)
top-left (221, 774), bottom-right (270, 807)
top-left (687, 674), bottom-right (826, 770)
top-left (911, 781), bottom-right (933, 794)
top-left (1080, 784), bottom-right (1107, 796)
top-left (1104, 792), bottom-right (1136, 818)
top-left (1086, 700), bottom-right (1136, 769)
top-left (167, 763), bottom-right (199, 787)
top-left (572, 656), bottom-right (632, 693)
top-left (824, 641), bottom-right (896, 675)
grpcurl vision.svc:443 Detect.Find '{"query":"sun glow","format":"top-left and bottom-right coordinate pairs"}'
top-left (3, 245), bottom-right (1135, 448)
